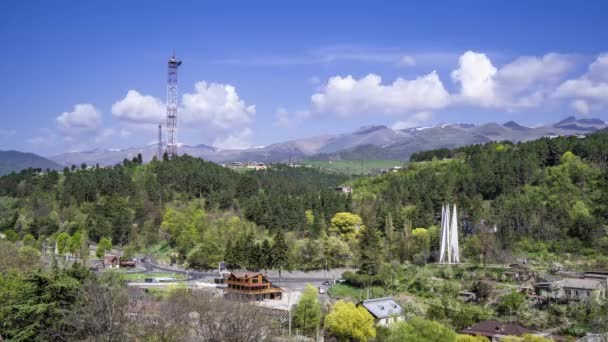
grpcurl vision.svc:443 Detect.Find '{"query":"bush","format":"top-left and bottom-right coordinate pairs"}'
top-left (388, 317), bottom-right (456, 342)
top-left (342, 271), bottom-right (366, 287)
top-left (4, 229), bottom-right (18, 242)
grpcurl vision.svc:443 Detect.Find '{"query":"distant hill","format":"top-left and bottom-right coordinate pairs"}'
top-left (0, 150), bottom-right (62, 175)
top-left (47, 116), bottom-right (607, 166)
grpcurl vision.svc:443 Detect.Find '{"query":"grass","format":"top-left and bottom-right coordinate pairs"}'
top-left (328, 283), bottom-right (386, 301)
top-left (307, 160), bottom-right (404, 175)
top-left (121, 272), bottom-right (186, 281)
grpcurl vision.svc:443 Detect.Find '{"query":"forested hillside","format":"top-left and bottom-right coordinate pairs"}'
top-left (1, 133), bottom-right (608, 271)
top-left (352, 132), bottom-right (608, 259)
top-left (0, 156), bottom-right (353, 268)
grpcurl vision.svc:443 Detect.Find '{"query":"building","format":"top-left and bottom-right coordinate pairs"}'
top-left (583, 270), bottom-right (608, 283)
top-left (103, 255), bottom-right (120, 268)
top-left (246, 163), bottom-right (267, 171)
top-left (535, 278), bottom-right (606, 302)
top-left (561, 278), bottom-right (606, 301)
top-left (224, 272), bottom-right (283, 301)
top-left (503, 264), bottom-right (536, 282)
top-left (460, 320), bottom-right (536, 341)
top-left (335, 186), bottom-right (353, 194)
top-left (357, 297), bottom-right (404, 326)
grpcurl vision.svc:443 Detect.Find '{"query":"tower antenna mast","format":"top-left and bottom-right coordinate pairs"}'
top-left (166, 53), bottom-right (182, 159)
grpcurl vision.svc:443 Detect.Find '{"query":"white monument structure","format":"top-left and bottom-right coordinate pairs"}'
top-left (439, 204), bottom-right (460, 264)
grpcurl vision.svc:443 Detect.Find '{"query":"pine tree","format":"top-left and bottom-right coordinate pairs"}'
top-left (357, 225), bottom-right (382, 297)
top-left (384, 213), bottom-right (395, 261)
top-left (272, 230), bottom-right (289, 277)
top-left (261, 239), bottom-right (273, 270)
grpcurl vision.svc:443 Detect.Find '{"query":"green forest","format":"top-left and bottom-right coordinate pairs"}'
top-left (1, 132), bottom-right (608, 269)
top-left (1, 132), bottom-right (608, 341)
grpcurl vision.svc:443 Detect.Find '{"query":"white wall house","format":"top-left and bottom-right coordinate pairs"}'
top-left (357, 297), bottom-right (405, 326)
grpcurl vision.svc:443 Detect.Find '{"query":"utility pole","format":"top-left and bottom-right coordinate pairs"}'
top-left (157, 123), bottom-right (163, 161)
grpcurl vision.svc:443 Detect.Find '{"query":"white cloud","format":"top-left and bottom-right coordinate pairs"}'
top-left (212, 128), bottom-right (253, 150)
top-left (451, 51), bottom-right (498, 107)
top-left (56, 104), bottom-right (102, 132)
top-left (452, 51), bottom-right (575, 110)
top-left (554, 54), bottom-right (608, 108)
top-left (181, 81), bottom-right (255, 129)
top-left (588, 53), bottom-right (608, 82)
top-left (275, 107), bottom-right (311, 128)
top-left (571, 99), bottom-right (590, 115)
top-left (112, 90), bottom-right (165, 124)
top-left (391, 112), bottom-right (434, 130)
top-left (397, 55), bottom-right (416, 67)
top-left (311, 72), bottom-right (450, 116)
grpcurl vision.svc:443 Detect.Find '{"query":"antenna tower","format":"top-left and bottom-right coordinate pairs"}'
top-left (166, 53), bottom-right (182, 159)
top-left (157, 123), bottom-right (163, 160)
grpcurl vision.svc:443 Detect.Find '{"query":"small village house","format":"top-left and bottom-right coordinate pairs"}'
top-left (103, 255), bottom-right (120, 268)
top-left (335, 186), bottom-right (353, 194)
top-left (460, 320), bottom-right (539, 341)
top-left (357, 297), bottom-right (404, 326)
top-left (535, 278), bottom-right (606, 302)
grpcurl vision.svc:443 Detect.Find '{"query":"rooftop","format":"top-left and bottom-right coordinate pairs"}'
top-left (230, 272), bottom-right (264, 278)
top-left (359, 297), bottom-right (403, 319)
top-left (561, 278), bottom-right (604, 290)
top-left (460, 320), bottom-right (534, 337)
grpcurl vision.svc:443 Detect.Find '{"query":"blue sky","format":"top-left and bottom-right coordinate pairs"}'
top-left (1, 1), bottom-right (608, 156)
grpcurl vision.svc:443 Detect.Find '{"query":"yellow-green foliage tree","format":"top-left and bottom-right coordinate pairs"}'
top-left (293, 284), bottom-right (322, 336)
top-left (388, 317), bottom-right (456, 342)
top-left (329, 212), bottom-right (364, 241)
top-left (325, 300), bottom-right (376, 342)
top-left (410, 228), bottom-right (430, 262)
top-left (502, 334), bottom-right (552, 342)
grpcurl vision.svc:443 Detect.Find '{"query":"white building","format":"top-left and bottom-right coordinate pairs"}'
top-left (358, 297), bottom-right (405, 326)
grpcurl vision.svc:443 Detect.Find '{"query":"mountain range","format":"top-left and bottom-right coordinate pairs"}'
top-left (2, 116), bottom-right (606, 173)
top-left (0, 150), bottom-right (63, 175)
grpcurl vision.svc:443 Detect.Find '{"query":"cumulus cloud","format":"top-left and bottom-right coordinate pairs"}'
top-left (212, 128), bottom-right (253, 149)
top-left (112, 81), bottom-right (255, 130)
top-left (56, 104), bottom-right (102, 132)
top-left (451, 51), bottom-right (575, 110)
top-left (181, 81), bottom-right (255, 129)
top-left (112, 90), bottom-right (164, 124)
top-left (391, 112), bottom-right (434, 130)
top-left (571, 99), bottom-right (590, 114)
top-left (451, 51), bottom-right (498, 106)
top-left (553, 54), bottom-right (608, 109)
top-left (311, 72), bottom-right (450, 116)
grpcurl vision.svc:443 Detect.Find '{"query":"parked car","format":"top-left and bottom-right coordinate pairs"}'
top-left (322, 280), bottom-right (331, 286)
top-left (318, 287), bottom-right (326, 294)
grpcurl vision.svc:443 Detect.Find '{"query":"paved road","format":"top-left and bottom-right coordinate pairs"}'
top-left (140, 259), bottom-right (336, 291)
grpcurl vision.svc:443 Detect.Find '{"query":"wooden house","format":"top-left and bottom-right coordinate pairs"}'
top-left (224, 272), bottom-right (283, 301)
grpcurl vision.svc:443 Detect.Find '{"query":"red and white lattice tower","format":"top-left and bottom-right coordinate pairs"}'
top-left (166, 53), bottom-right (182, 159)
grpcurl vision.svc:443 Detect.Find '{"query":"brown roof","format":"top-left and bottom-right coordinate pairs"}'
top-left (460, 320), bottom-right (535, 337)
top-left (230, 272), bottom-right (264, 278)
top-left (104, 255), bottom-right (119, 262)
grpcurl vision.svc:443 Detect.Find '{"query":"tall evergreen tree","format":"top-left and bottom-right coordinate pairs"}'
top-left (272, 231), bottom-right (289, 277)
